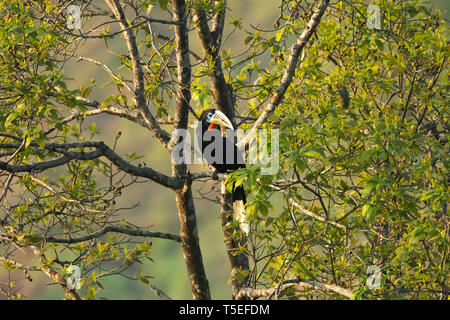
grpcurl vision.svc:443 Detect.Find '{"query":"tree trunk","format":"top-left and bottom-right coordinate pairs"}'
top-left (175, 177), bottom-right (211, 300)
top-left (220, 182), bottom-right (250, 299)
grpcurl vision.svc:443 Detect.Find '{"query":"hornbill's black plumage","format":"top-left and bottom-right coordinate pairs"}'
top-left (198, 109), bottom-right (248, 233)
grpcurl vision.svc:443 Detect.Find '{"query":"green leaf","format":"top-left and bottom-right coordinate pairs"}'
top-left (360, 149), bottom-right (376, 163)
top-left (24, 136), bottom-right (33, 149)
top-left (295, 157), bottom-right (307, 170)
top-left (244, 35), bottom-right (253, 45)
top-left (395, 246), bottom-right (409, 261)
top-left (420, 190), bottom-right (435, 201)
top-left (409, 227), bottom-right (425, 245)
top-left (303, 150), bottom-right (323, 160)
top-left (159, 0), bottom-right (169, 11)
top-left (5, 112), bottom-right (19, 128)
top-left (81, 86), bottom-right (92, 97)
top-left (88, 122), bottom-right (96, 132)
top-left (36, 131), bottom-right (46, 149)
top-left (362, 203), bottom-right (377, 223)
top-left (264, 216), bottom-right (274, 226)
top-left (375, 39), bottom-right (384, 51)
top-left (276, 29), bottom-right (284, 42)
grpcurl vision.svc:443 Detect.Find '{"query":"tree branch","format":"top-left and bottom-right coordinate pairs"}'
top-left (189, 170), bottom-right (227, 181)
top-left (36, 225), bottom-right (184, 244)
top-left (174, 175), bottom-right (211, 299)
top-left (270, 184), bottom-right (347, 231)
top-left (0, 173), bottom-right (14, 205)
top-left (40, 266), bottom-right (81, 300)
top-left (193, 8), bottom-right (235, 123)
top-left (211, 0), bottom-right (227, 49)
top-left (45, 106), bottom-right (147, 136)
top-left (149, 284), bottom-right (172, 300)
top-left (74, 55), bottom-right (133, 93)
top-left (66, 17), bottom-right (182, 39)
top-left (0, 141), bottom-right (182, 189)
top-left (237, 276), bottom-right (354, 300)
top-left (170, 0), bottom-right (211, 300)
top-left (105, 0), bottom-right (171, 147)
top-left (238, 0), bottom-right (330, 149)
top-left (220, 182), bottom-right (250, 300)
top-left (169, 0), bottom-right (192, 148)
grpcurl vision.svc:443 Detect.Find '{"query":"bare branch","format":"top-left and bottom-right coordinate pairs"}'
top-left (193, 8), bottom-right (235, 123)
top-left (149, 284), bottom-right (172, 300)
top-left (67, 16), bottom-right (183, 39)
top-left (0, 173), bottom-right (14, 205)
top-left (170, 0), bottom-right (192, 137)
top-left (45, 108), bottom-right (145, 136)
top-left (74, 55), bottom-right (133, 93)
top-left (104, 0), bottom-right (171, 147)
top-left (211, 0), bottom-right (227, 48)
top-left (270, 184), bottom-right (347, 231)
top-left (36, 225), bottom-right (184, 244)
top-left (0, 141), bottom-right (182, 189)
top-left (189, 170), bottom-right (227, 181)
top-left (237, 276), bottom-right (354, 300)
top-left (238, 0), bottom-right (330, 149)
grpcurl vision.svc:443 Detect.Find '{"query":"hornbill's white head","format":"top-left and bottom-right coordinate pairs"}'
top-left (199, 109), bottom-right (234, 132)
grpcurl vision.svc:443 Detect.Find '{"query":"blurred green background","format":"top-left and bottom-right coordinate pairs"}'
top-left (8, 0), bottom-right (448, 300)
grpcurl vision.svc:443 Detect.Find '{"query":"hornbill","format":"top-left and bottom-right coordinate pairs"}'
top-left (197, 109), bottom-right (248, 233)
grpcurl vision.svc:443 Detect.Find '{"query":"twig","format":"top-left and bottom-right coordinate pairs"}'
top-left (74, 55), bottom-right (133, 93)
top-left (0, 173), bottom-right (14, 205)
top-left (149, 284), bottom-right (172, 300)
top-left (270, 184), bottom-right (347, 231)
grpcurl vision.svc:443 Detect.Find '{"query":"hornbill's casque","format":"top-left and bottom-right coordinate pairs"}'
top-left (198, 109), bottom-right (248, 234)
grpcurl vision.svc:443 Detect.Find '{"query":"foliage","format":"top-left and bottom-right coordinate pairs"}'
top-left (232, 0), bottom-right (448, 299)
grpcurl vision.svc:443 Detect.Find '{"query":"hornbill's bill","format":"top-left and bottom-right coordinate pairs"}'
top-left (198, 109), bottom-right (248, 233)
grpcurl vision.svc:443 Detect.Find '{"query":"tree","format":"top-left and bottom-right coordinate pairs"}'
top-left (0, 0), bottom-right (448, 300)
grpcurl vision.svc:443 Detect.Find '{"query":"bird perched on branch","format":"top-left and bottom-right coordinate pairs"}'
top-left (198, 109), bottom-right (248, 234)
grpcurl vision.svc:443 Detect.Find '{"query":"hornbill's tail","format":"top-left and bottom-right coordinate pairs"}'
top-left (232, 184), bottom-right (246, 203)
top-left (232, 184), bottom-right (248, 234)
